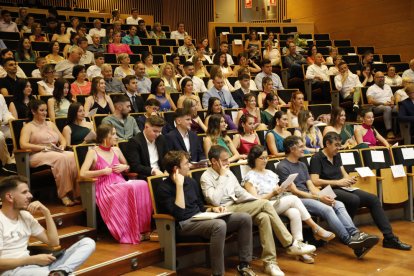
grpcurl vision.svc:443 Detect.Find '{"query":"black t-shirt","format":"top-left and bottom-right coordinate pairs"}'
top-left (309, 151), bottom-right (343, 181)
top-left (0, 75), bottom-right (19, 96)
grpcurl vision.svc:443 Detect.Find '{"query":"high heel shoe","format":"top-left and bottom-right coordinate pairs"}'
top-left (314, 226), bottom-right (335, 242)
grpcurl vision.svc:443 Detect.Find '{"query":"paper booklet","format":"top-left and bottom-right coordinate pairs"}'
top-left (279, 173), bottom-right (298, 191)
top-left (87, 108), bottom-right (98, 118)
top-left (318, 185), bottom-right (337, 198)
top-left (46, 143), bottom-right (64, 152)
top-left (192, 212), bottom-right (232, 221)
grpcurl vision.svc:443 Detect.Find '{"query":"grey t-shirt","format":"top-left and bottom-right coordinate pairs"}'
top-left (276, 159), bottom-right (311, 193)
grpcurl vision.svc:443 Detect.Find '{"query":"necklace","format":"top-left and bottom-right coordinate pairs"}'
top-left (98, 145), bottom-right (111, 151)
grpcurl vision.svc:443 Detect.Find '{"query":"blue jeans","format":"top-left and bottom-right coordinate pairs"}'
top-left (3, 237), bottom-right (96, 276)
top-left (301, 199), bottom-right (358, 244)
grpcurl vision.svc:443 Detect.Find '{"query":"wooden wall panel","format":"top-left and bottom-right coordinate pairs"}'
top-left (287, 0), bottom-right (414, 61)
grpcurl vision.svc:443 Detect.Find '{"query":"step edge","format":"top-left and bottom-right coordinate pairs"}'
top-left (29, 229), bottom-right (95, 246)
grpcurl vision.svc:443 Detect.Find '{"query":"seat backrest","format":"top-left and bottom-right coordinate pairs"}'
top-left (229, 163), bottom-right (251, 183)
top-left (315, 40), bottom-right (332, 47)
top-left (337, 46), bottom-right (356, 55)
top-left (371, 63), bottom-right (387, 73)
top-left (299, 154), bottom-right (313, 169)
top-left (256, 129), bottom-right (267, 146)
top-left (382, 54), bottom-right (401, 63)
top-left (334, 40), bottom-right (351, 47)
top-left (266, 158), bottom-right (282, 172)
top-left (73, 143), bottom-right (96, 171)
top-left (338, 149), bottom-right (363, 173)
top-left (391, 146), bottom-right (414, 172)
top-left (357, 46), bottom-right (375, 55)
top-left (162, 111), bottom-right (175, 126)
top-left (277, 89), bottom-right (298, 104)
top-left (158, 39), bottom-right (177, 46)
top-left (10, 119), bottom-right (29, 150)
top-left (360, 147), bottom-right (392, 170)
top-left (54, 117), bottom-right (68, 132)
top-left (266, 26), bottom-right (281, 34)
top-left (308, 104), bottom-right (332, 120)
top-left (342, 55), bottom-right (360, 64)
top-left (75, 94), bottom-right (89, 105)
top-left (147, 175), bottom-right (169, 214)
top-left (140, 38), bottom-right (157, 46)
top-left (360, 87), bottom-right (369, 104)
top-left (282, 26), bottom-right (297, 34)
top-left (314, 33), bottom-right (330, 40)
top-left (93, 114), bottom-right (109, 130)
top-left (190, 168), bottom-right (208, 187)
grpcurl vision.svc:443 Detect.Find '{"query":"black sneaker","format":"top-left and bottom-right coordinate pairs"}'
top-left (348, 232), bottom-right (379, 249)
top-left (354, 246), bottom-right (375, 259)
top-left (237, 264), bottom-right (256, 276)
top-left (383, 236), bottom-right (412, 251)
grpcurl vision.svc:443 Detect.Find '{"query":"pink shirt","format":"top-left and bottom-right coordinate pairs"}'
top-left (107, 43), bottom-right (133, 55)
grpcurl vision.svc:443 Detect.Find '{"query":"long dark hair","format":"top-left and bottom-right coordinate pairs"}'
top-left (207, 114), bottom-right (226, 141)
top-left (269, 110), bottom-right (285, 130)
top-left (263, 92), bottom-right (277, 110)
top-left (247, 145), bottom-right (265, 168)
top-left (53, 78), bottom-right (73, 108)
top-left (213, 51), bottom-right (228, 68)
top-left (66, 102), bottom-right (83, 125)
top-left (206, 97), bottom-right (222, 116)
top-left (16, 38), bottom-right (34, 61)
top-left (13, 79), bottom-right (32, 104)
top-left (238, 113), bottom-right (255, 135)
top-left (329, 106), bottom-right (345, 127)
top-left (90, 76), bottom-right (104, 99)
top-left (150, 78), bottom-right (164, 95)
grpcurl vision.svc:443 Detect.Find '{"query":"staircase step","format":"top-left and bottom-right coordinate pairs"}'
top-left (29, 225), bottom-right (97, 248)
top-left (121, 266), bottom-right (176, 275)
top-left (34, 204), bottom-right (86, 228)
top-left (75, 238), bottom-right (163, 276)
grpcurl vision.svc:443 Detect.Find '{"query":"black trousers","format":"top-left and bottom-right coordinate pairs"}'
top-left (334, 188), bottom-right (394, 239)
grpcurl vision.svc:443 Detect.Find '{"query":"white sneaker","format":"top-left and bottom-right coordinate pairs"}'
top-left (263, 262), bottom-right (285, 276)
top-left (286, 240), bottom-right (316, 256)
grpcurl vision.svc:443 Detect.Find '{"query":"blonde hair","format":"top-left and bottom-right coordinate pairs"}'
top-left (298, 110), bottom-right (318, 147)
top-left (117, 53), bottom-right (129, 63)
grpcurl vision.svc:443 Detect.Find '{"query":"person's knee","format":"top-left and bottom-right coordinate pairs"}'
top-left (238, 212), bottom-right (252, 228)
top-left (285, 208), bottom-right (300, 220)
top-left (212, 219), bottom-right (227, 236)
top-left (79, 237), bottom-right (96, 251)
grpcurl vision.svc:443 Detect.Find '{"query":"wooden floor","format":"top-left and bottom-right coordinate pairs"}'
top-left (179, 221), bottom-right (414, 276)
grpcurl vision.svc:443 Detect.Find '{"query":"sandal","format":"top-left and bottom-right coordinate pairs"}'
top-left (61, 197), bottom-right (75, 207)
top-left (314, 226), bottom-right (335, 242)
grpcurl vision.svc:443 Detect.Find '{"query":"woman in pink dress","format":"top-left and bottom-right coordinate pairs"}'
top-left (20, 99), bottom-right (79, 206)
top-left (80, 124), bottom-right (152, 244)
top-left (107, 32), bottom-right (133, 55)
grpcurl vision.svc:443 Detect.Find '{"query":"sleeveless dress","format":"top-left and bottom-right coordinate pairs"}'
top-left (238, 136), bottom-right (259, 154)
top-left (28, 122), bottom-right (79, 198)
top-left (93, 149), bottom-right (152, 244)
top-left (361, 124), bottom-right (378, 147)
top-left (156, 95), bottom-right (171, 111)
top-left (217, 136), bottom-right (232, 156)
top-left (69, 124), bottom-right (91, 145)
top-left (241, 108), bottom-right (259, 124)
top-left (91, 100), bottom-right (111, 114)
top-left (267, 130), bottom-right (285, 152)
top-left (54, 98), bottom-right (71, 117)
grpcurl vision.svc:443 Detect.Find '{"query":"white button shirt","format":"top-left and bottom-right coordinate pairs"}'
top-left (366, 83), bottom-right (393, 104)
top-left (334, 70), bottom-right (362, 98)
top-left (305, 64), bottom-right (330, 82)
top-left (144, 134), bottom-right (160, 171)
top-left (402, 69), bottom-right (414, 82)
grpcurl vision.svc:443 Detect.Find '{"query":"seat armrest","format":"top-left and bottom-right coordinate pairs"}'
top-left (153, 213), bottom-right (176, 221)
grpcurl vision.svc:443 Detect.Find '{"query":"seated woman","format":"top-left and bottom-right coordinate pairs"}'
top-left (287, 91), bottom-right (305, 128)
top-left (234, 67), bottom-right (258, 90)
top-left (385, 65), bottom-right (402, 87)
top-left (71, 65), bottom-right (92, 98)
top-left (45, 41), bottom-right (65, 64)
top-left (263, 40), bottom-right (281, 66)
top-left (204, 114), bottom-right (245, 163)
top-left (242, 145), bottom-right (335, 264)
top-left (326, 46), bottom-right (338, 65)
top-left (9, 79), bottom-right (36, 119)
top-left (170, 53), bottom-right (184, 77)
top-left (101, 26), bottom-right (114, 45)
top-left (176, 78), bottom-right (202, 110)
top-left (323, 106), bottom-right (368, 149)
top-left (142, 52), bottom-right (160, 78)
top-left (244, 29), bottom-right (261, 62)
top-left (261, 93), bottom-right (280, 126)
top-left (233, 114), bottom-right (260, 155)
top-left (47, 78), bottom-right (73, 122)
top-left (51, 22), bottom-right (71, 44)
top-left (306, 45), bottom-right (325, 65)
top-left (15, 38), bottom-right (36, 62)
top-left (200, 37), bottom-right (213, 55)
top-left (232, 53), bottom-right (261, 77)
top-left (80, 124), bottom-right (152, 244)
top-left (258, 77), bottom-right (286, 108)
top-left (147, 78), bottom-right (176, 111)
top-left (328, 55), bottom-right (343, 76)
top-left (359, 65), bottom-right (374, 87)
top-left (114, 53), bottom-right (134, 79)
top-left (84, 76), bottom-right (115, 115)
top-left (394, 77), bottom-right (413, 105)
top-left (37, 64), bottom-right (55, 96)
top-left (354, 108), bottom-right (390, 147)
top-left (294, 110), bottom-right (323, 154)
top-left (160, 62), bottom-right (180, 93)
top-left (108, 32), bottom-right (133, 55)
top-left (20, 15), bottom-right (34, 35)
top-left (149, 22), bottom-right (166, 39)
top-left (182, 98), bottom-right (206, 133)
top-left (266, 111), bottom-right (291, 157)
top-left (62, 102), bottom-right (95, 146)
top-left (20, 99), bottom-right (79, 206)
top-left (204, 97), bottom-right (237, 131)
top-left (207, 65), bottom-right (235, 92)
top-left (193, 55), bottom-right (210, 78)
top-left (29, 23), bottom-right (49, 42)
top-left (212, 51), bottom-right (234, 78)
top-left (235, 93), bottom-right (266, 130)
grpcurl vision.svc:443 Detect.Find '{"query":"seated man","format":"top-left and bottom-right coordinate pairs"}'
top-left (212, 42), bottom-right (234, 66)
top-left (254, 59), bottom-right (284, 91)
top-left (77, 37), bottom-right (94, 66)
top-left (0, 94), bottom-right (16, 175)
top-left (125, 115), bottom-right (168, 180)
top-left (123, 75), bottom-right (145, 113)
top-left (0, 10), bottom-right (19, 32)
top-left (310, 132), bottom-right (411, 251)
top-left (136, 20), bottom-right (149, 38)
top-left (334, 62), bottom-right (363, 113)
top-left (166, 108), bottom-right (205, 163)
top-left (101, 63), bottom-right (126, 94)
top-left (402, 59), bottom-right (414, 82)
top-left (0, 58), bottom-right (19, 96)
top-left (178, 35), bottom-right (196, 56)
top-left (201, 145), bottom-right (316, 276)
top-left (276, 135), bottom-right (380, 258)
top-left (0, 176), bottom-right (95, 275)
top-left (232, 74), bottom-right (252, 108)
top-left (366, 71), bottom-right (396, 139)
top-left (122, 25), bottom-right (141, 45)
top-left (0, 49), bottom-right (27, 79)
top-left (55, 46), bottom-right (82, 78)
top-left (202, 75), bottom-right (238, 109)
top-left (126, 8), bottom-right (143, 25)
top-left (281, 36), bottom-right (305, 56)
top-left (178, 61), bottom-right (207, 93)
top-left (284, 42), bottom-right (307, 79)
top-left (88, 19), bottom-right (106, 38)
top-left (134, 62), bottom-right (152, 94)
top-left (158, 151), bottom-right (256, 276)
top-left (31, 57), bottom-right (46, 78)
top-left (170, 22), bottom-right (188, 40)
top-left (305, 53), bottom-right (331, 102)
top-left (86, 52), bottom-right (105, 80)
top-left (102, 95), bottom-right (140, 140)
top-left (87, 34), bottom-right (105, 54)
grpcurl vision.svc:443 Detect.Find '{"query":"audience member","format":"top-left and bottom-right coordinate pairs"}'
top-left (0, 94), bottom-right (16, 175)
top-left (326, 46), bottom-right (339, 65)
top-left (366, 71), bottom-right (396, 138)
top-left (87, 34), bottom-right (105, 54)
top-left (356, 51), bottom-right (374, 76)
top-left (294, 110), bottom-right (323, 153)
top-left (15, 38), bottom-right (36, 62)
top-left (200, 37), bottom-right (213, 55)
top-left (84, 76), bottom-right (115, 115)
top-left (263, 40), bottom-right (281, 66)
top-left (266, 111), bottom-right (290, 157)
top-left (212, 41), bottom-right (234, 65)
top-left (147, 78), bottom-right (176, 111)
top-left (0, 10), bottom-right (19, 32)
top-left (62, 102), bottom-right (95, 146)
top-left (20, 15), bottom-right (34, 35)
top-left (123, 75), bottom-right (145, 113)
top-left (86, 52), bottom-right (105, 80)
top-left (334, 62), bottom-right (363, 113)
top-left (284, 42), bottom-right (307, 79)
top-left (122, 25), bottom-right (141, 45)
top-left (62, 32), bottom-right (80, 59)
top-left (233, 114), bottom-right (260, 155)
top-left (254, 59), bottom-right (284, 91)
top-left (385, 65), bottom-right (402, 86)
top-left (47, 78), bottom-right (73, 122)
top-left (282, 35), bottom-right (305, 55)
top-left (234, 68), bottom-right (258, 90)
top-left (45, 41), bottom-right (65, 64)
top-left (31, 57), bottom-right (46, 78)
top-left (110, 9), bottom-right (124, 24)
top-left (306, 45), bottom-right (325, 65)
top-left (102, 63), bottom-right (126, 94)
top-left (328, 55), bottom-right (343, 76)
top-left (14, 7), bottom-right (28, 25)
top-left (108, 32), bottom-right (133, 55)
top-left (142, 52), bottom-right (160, 78)
top-left (232, 53), bottom-right (261, 77)
top-left (89, 19), bottom-right (106, 38)
top-left (200, 145), bottom-right (316, 276)
top-left (305, 53), bottom-right (331, 101)
top-left (133, 62), bottom-right (152, 94)
top-left (191, 44), bottom-right (213, 65)
top-left (114, 53), bottom-right (135, 79)
top-left (125, 115), bottom-right (168, 179)
top-left (8, 79), bottom-right (35, 119)
top-left (66, 17), bottom-right (79, 34)
top-left (232, 74), bottom-right (252, 108)
top-left (310, 132), bottom-right (411, 251)
top-left (0, 49), bottom-right (27, 78)
top-left (149, 22), bottom-right (166, 39)
top-left (136, 99), bottom-right (161, 131)
top-left (203, 75), bottom-right (238, 109)
top-left (136, 19), bottom-right (149, 38)
top-left (213, 51), bottom-right (234, 78)
top-left (170, 22), bottom-right (188, 40)
top-left (207, 65), bottom-right (235, 92)
top-left (261, 93), bottom-right (281, 126)
top-left (177, 78), bottom-right (202, 109)
top-left (402, 59), bottom-right (414, 82)
top-left (178, 35), bottom-right (196, 56)
top-left (70, 65), bottom-right (91, 98)
top-left (29, 23), bottom-right (48, 42)
top-left (51, 22), bottom-right (71, 44)
top-left (287, 91), bottom-right (305, 128)
top-left (257, 77), bottom-right (283, 109)
top-left (244, 29), bottom-right (261, 62)
top-left (55, 46), bottom-right (82, 78)
top-left (359, 65), bottom-right (374, 87)
top-left (80, 124), bottom-right (152, 244)
top-left (0, 58), bottom-right (19, 96)
top-left (394, 77), bottom-right (414, 104)
top-left (179, 61), bottom-right (207, 93)
top-left (77, 37), bottom-right (94, 65)
top-left (126, 8), bottom-right (143, 25)
top-left (182, 97), bottom-right (207, 133)
top-left (398, 84), bottom-right (414, 123)
top-left (235, 93), bottom-right (264, 129)
top-left (204, 97), bottom-right (237, 130)
top-left (160, 62), bottom-right (180, 92)
top-left (354, 108), bottom-right (390, 147)
top-left (0, 175), bottom-right (95, 274)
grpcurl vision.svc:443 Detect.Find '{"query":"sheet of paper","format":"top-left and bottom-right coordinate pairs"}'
top-left (231, 111), bottom-right (238, 121)
top-left (192, 212), bottom-right (232, 221)
top-left (318, 185), bottom-right (337, 198)
top-left (87, 108), bottom-right (98, 117)
top-left (401, 148), bottom-right (414, 160)
top-left (340, 152), bottom-right (356, 165)
top-left (240, 165), bottom-right (251, 179)
top-left (234, 39), bottom-right (243, 45)
top-left (221, 32), bottom-right (229, 35)
top-left (392, 142), bottom-right (399, 147)
top-left (348, 53), bottom-right (357, 55)
top-left (257, 31), bottom-right (265, 35)
top-left (371, 150), bottom-right (385, 163)
top-left (307, 157), bottom-right (311, 165)
top-left (273, 161), bottom-right (279, 170)
top-left (341, 187), bottom-right (359, 192)
top-left (279, 173), bottom-right (298, 190)
top-left (355, 167), bottom-right (375, 177)
top-left (390, 164), bottom-right (406, 178)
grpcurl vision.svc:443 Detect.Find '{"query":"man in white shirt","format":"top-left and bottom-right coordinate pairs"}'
top-left (178, 35), bottom-right (196, 56)
top-left (402, 59), bottom-right (414, 82)
top-left (305, 53), bottom-right (331, 102)
top-left (367, 71), bottom-right (396, 138)
top-left (202, 75), bottom-right (238, 109)
top-left (254, 59), bottom-right (284, 91)
top-left (170, 22), bottom-right (188, 40)
top-left (334, 62), bottom-right (363, 113)
top-left (179, 61), bottom-right (207, 93)
top-left (212, 41), bottom-right (234, 66)
top-left (77, 37), bottom-right (94, 66)
top-left (86, 52), bottom-right (105, 80)
top-left (55, 46), bottom-right (82, 78)
top-left (88, 19), bottom-right (106, 38)
top-left (126, 9), bottom-right (143, 25)
top-left (0, 176), bottom-right (95, 275)
top-left (0, 94), bottom-right (16, 175)
top-left (0, 10), bottom-right (19, 32)
top-left (134, 62), bottom-right (152, 94)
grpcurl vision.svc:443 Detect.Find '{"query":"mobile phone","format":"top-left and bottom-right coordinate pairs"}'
top-left (52, 249), bottom-right (66, 259)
